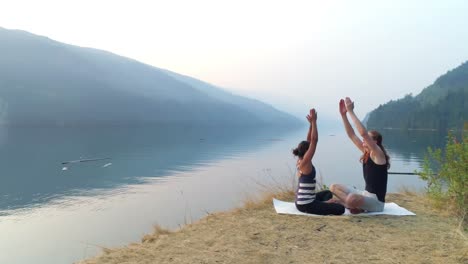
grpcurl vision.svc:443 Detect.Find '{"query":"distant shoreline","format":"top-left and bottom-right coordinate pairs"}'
top-left (369, 127), bottom-right (468, 132)
top-left (382, 127), bottom-right (438, 131)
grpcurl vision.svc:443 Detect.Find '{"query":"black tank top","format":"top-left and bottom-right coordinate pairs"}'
top-left (363, 158), bottom-right (388, 202)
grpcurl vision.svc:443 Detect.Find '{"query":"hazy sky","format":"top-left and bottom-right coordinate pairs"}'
top-left (1, 0), bottom-right (467, 120)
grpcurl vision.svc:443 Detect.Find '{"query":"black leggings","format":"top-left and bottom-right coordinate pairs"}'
top-left (296, 190), bottom-right (345, 215)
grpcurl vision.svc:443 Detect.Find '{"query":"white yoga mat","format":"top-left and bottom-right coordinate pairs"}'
top-left (273, 198), bottom-right (416, 216)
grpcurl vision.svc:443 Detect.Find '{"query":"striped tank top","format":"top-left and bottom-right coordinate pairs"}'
top-left (295, 166), bottom-right (316, 205)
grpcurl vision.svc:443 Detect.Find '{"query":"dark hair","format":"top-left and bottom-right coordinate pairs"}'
top-left (360, 130), bottom-right (390, 169)
top-left (293, 141), bottom-right (309, 158)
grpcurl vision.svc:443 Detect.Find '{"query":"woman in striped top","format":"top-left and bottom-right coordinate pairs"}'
top-left (293, 109), bottom-right (345, 215)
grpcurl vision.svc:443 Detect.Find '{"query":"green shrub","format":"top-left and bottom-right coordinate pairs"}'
top-left (418, 124), bottom-right (467, 224)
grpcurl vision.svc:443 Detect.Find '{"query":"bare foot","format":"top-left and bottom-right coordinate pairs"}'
top-left (349, 208), bottom-right (365, 214)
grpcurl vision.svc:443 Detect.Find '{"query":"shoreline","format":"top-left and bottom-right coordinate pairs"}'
top-left (78, 191), bottom-right (467, 264)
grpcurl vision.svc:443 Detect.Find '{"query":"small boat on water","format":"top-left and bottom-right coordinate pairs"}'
top-left (61, 158), bottom-right (111, 165)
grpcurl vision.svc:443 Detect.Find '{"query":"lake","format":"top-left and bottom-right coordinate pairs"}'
top-left (0, 125), bottom-right (446, 263)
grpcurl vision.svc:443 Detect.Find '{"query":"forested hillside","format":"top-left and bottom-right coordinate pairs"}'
top-left (367, 61), bottom-right (467, 130)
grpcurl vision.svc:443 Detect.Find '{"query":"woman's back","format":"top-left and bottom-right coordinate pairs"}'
top-left (363, 157), bottom-right (388, 202)
top-left (295, 166), bottom-right (317, 205)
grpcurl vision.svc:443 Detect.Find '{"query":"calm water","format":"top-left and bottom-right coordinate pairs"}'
top-left (0, 125), bottom-right (446, 263)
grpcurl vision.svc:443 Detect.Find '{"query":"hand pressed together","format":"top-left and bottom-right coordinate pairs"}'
top-left (306, 108), bottom-right (317, 124)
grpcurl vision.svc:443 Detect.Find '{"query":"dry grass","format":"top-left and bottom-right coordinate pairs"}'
top-left (77, 191), bottom-right (468, 264)
top-left (141, 225), bottom-right (173, 244)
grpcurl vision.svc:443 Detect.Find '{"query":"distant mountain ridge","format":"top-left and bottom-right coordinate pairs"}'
top-left (162, 70), bottom-right (295, 124)
top-left (367, 61), bottom-right (468, 130)
top-left (0, 27), bottom-right (299, 126)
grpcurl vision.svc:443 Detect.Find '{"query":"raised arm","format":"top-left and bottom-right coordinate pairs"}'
top-left (302, 109), bottom-right (318, 163)
top-left (340, 99), bottom-right (364, 153)
top-left (344, 97), bottom-right (380, 154)
top-left (306, 124), bottom-right (312, 142)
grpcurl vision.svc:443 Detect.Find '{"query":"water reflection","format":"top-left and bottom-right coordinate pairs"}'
top-left (0, 125), bottom-right (295, 213)
top-left (367, 129), bottom-right (448, 192)
top-left (380, 129), bottom-right (447, 163)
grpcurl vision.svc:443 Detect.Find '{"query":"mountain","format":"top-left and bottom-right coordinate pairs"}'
top-left (162, 70), bottom-right (296, 124)
top-left (0, 27), bottom-right (299, 126)
top-left (367, 61), bottom-right (468, 130)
